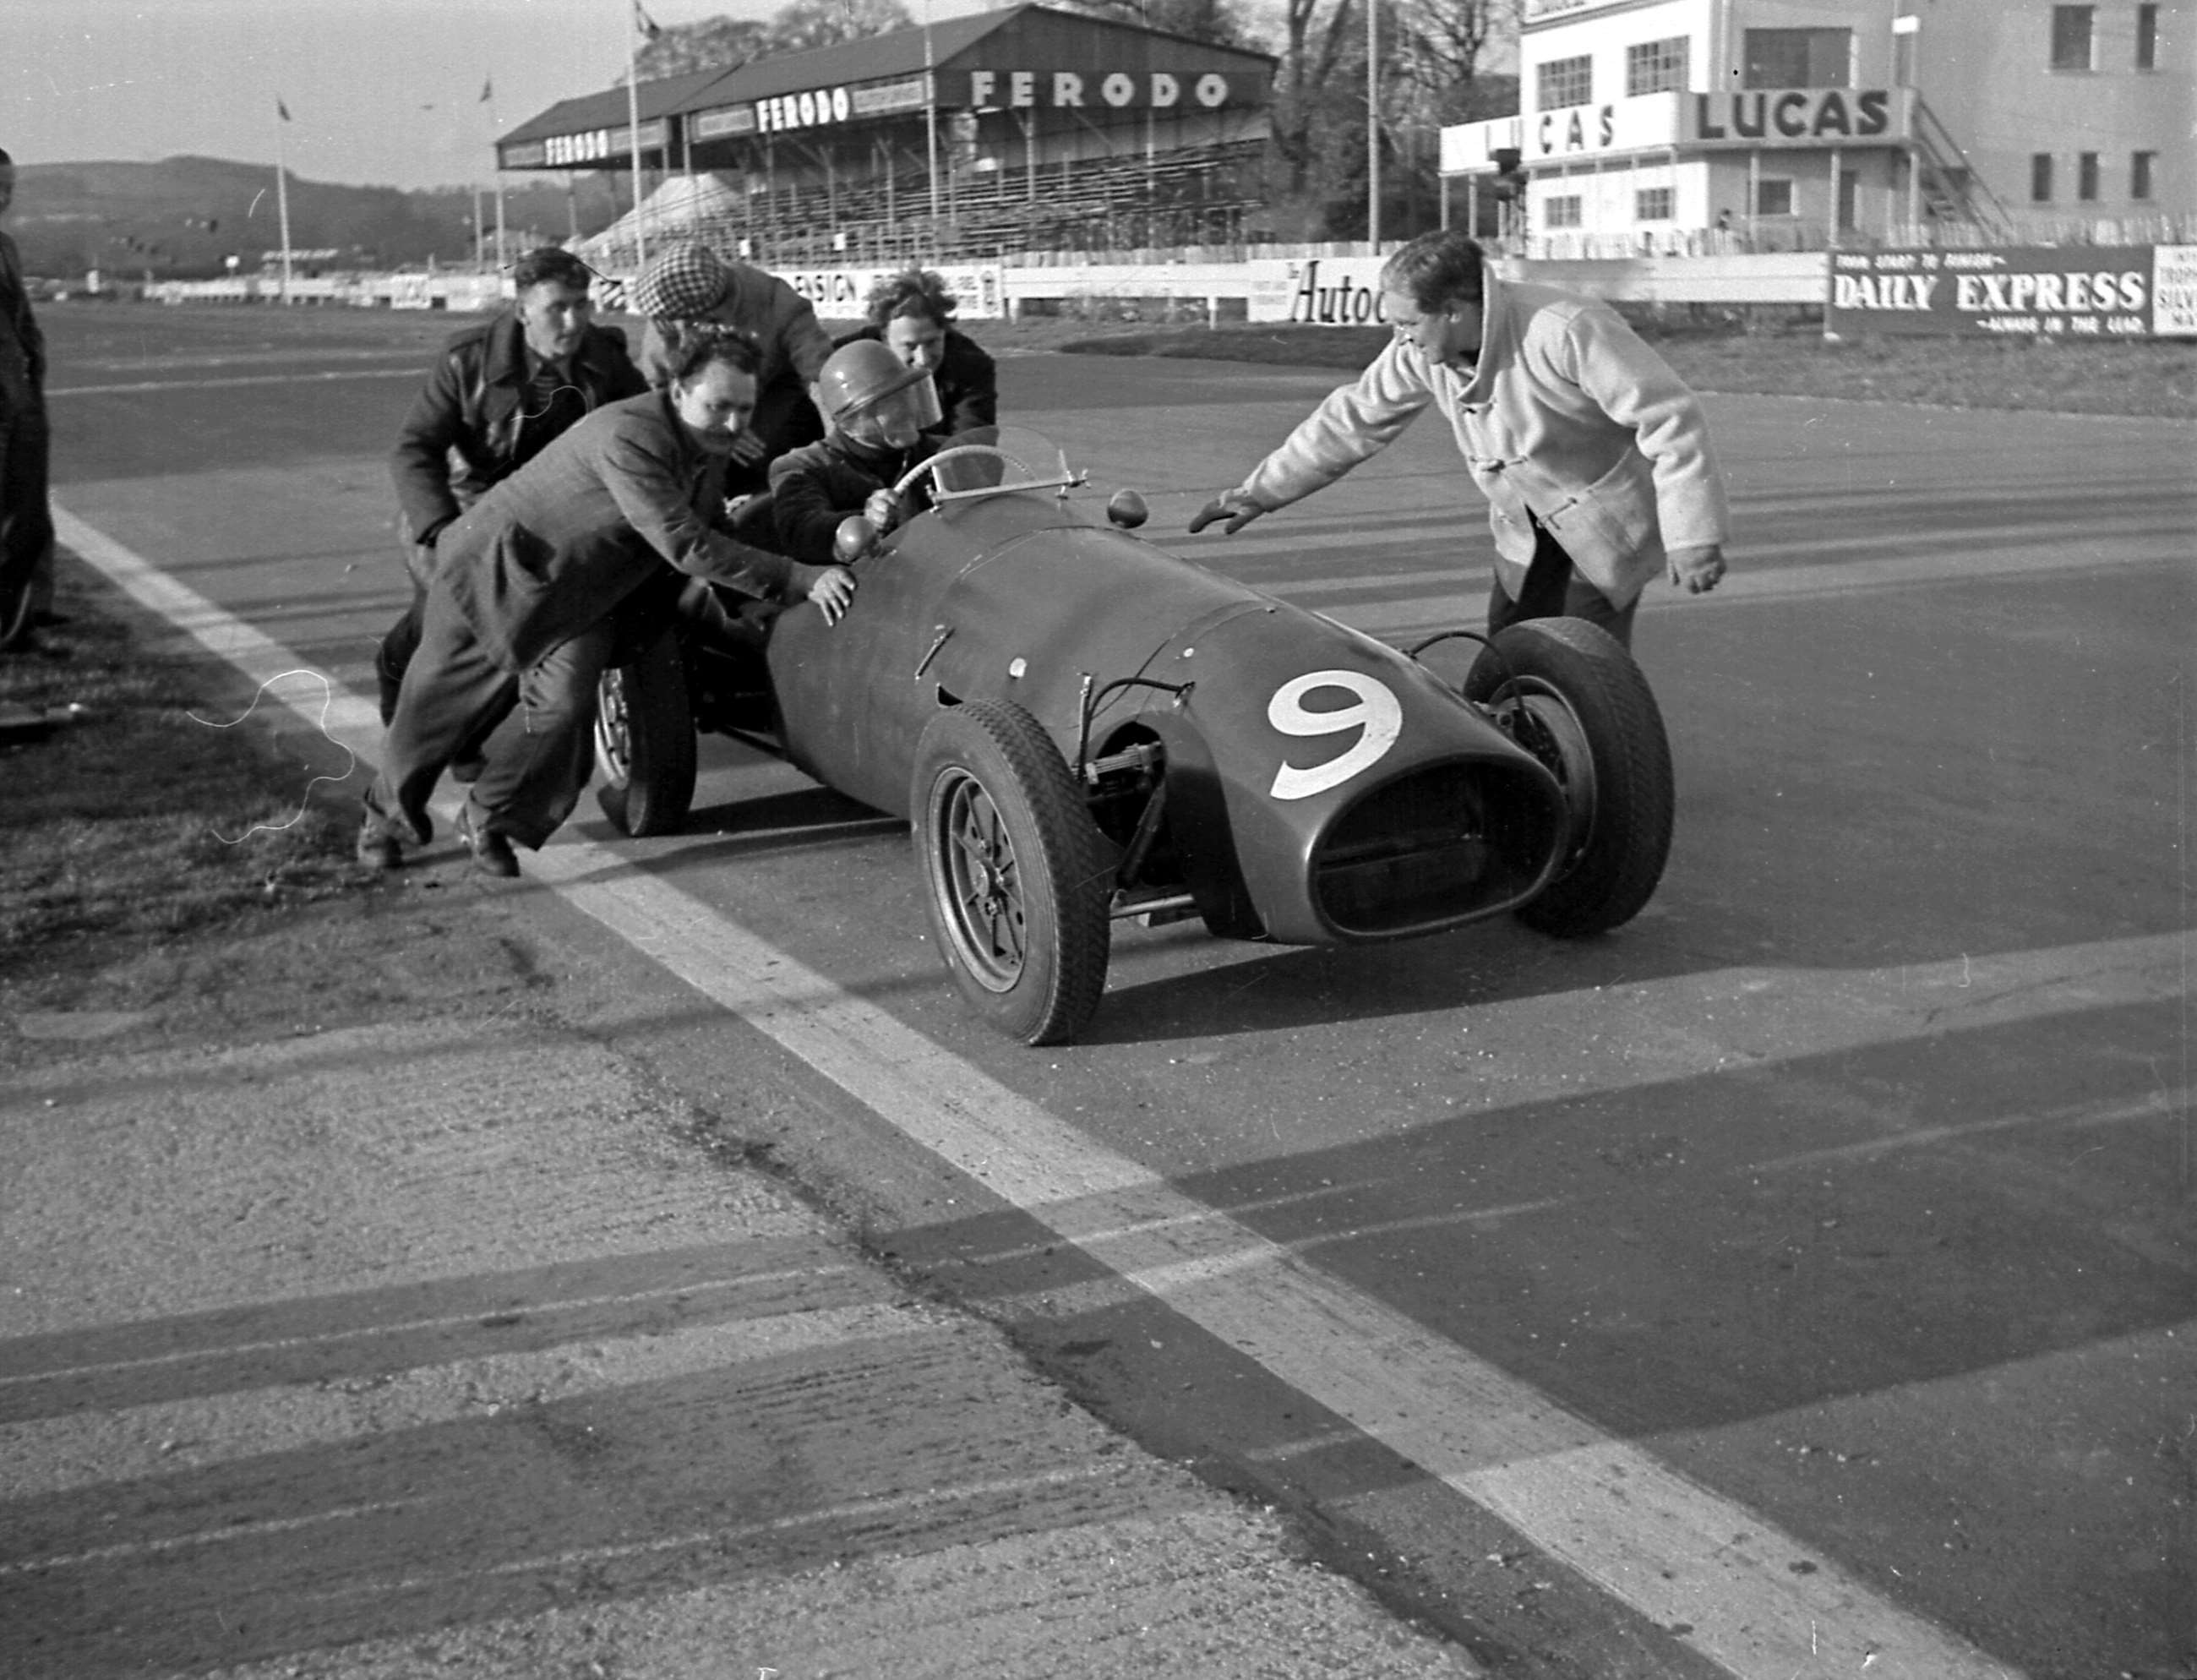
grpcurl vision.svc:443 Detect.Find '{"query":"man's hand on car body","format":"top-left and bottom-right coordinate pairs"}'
top-left (799, 564), bottom-right (858, 625)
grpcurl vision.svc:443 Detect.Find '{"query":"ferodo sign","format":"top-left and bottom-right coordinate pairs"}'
top-left (755, 86), bottom-right (853, 132)
top-left (962, 69), bottom-right (1235, 109)
top-left (1824, 246), bottom-right (2192, 338)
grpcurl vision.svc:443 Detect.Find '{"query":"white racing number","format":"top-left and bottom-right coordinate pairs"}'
top-left (1267, 670), bottom-right (1403, 801)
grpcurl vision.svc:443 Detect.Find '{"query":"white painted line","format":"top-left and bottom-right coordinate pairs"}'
top-left (1229, 515), bottom-right (2184, 595)
top-left (0, 1304), bottom-right (928, 1502)
top-left (329, 1461), bottom-right (1133, 1602)
top-left (53, 501), bottom-right (2034, 1680)
top-left (0, 1501), bottom-right (433, 1577)
top-left (45, 368), bottom-right (424, 398)
top-left (0, 1258), bottom-right (860, 1389)
top-left (1343, 533), bottom-right (2193, 636)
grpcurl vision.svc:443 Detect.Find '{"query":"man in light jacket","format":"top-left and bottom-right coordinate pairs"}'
top-left (1191, 230), bottom-right (1728, 648)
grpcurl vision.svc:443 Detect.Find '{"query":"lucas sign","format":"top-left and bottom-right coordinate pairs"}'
top-left (1826, 246), bottom-right (2197, 339)
top-left (1687, 88), bottom-right (1907, 148)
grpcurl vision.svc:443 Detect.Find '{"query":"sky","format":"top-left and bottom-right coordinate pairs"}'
top-left (3, 0), bottom-right (999, 192)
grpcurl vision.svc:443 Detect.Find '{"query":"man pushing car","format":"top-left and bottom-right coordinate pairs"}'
top-left (359, 330), bottom-right (855, 879)
top-left (1191, 230), bottom-right (1729, 651)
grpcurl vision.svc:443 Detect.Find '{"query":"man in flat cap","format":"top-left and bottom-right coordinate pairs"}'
top-left (626, 243), bottom-right (834, 495)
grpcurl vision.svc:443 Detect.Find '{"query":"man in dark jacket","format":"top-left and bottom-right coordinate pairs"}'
top-left (374, 246), bottom-right (646, 719)
top-left (836, 266), bottom-right (997, 444)
top-left (361, 333), bottom-right (855, 877)
top-left (0, 147), bottom-right (54, 652)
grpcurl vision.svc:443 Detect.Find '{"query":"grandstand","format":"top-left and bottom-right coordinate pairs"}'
top-left (501, 3), bottom-right (1275, 269)
top-left (581, 139), bottom-right (1266, 267)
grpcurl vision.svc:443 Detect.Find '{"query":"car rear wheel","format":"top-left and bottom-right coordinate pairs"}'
top-left (1464, 617), bottom-right (1672, 937)
top-left (594, 629), bottom-right (697, 837)
top-left (911, 700), bottom-right (1111, 1046)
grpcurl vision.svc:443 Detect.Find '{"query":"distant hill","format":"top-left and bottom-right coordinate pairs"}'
top-left (7, 155), bottom-right (628, 281)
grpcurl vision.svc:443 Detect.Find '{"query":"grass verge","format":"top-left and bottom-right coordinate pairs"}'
top-left (0, 565), bottom-right (368, 969)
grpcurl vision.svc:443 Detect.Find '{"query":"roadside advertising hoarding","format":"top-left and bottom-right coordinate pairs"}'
top-left (591, 265), bottom-right (1001, 319)
top-left (1827, 246), bottom-right (2196, 339)
top-left (782, 265), bottom-right (1006, 319)
top-left (1248, 257), bottom-right (1390, 325)
top-left (2153, 246), bottom-right (2197, 337)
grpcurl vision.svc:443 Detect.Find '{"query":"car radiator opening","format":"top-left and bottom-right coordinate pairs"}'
top-left (1311, 761), bottom-right (1562, 937)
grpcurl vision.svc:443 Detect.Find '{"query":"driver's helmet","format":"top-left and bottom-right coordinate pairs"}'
top-left (816, 339), bottom-right (944, 450)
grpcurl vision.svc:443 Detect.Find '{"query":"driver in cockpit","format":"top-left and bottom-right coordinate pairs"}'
top-left (769, 339), bottom-right (944, 567)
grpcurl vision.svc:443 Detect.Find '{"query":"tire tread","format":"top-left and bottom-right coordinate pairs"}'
top-left (1465, 618), bottom-right (1673, 937)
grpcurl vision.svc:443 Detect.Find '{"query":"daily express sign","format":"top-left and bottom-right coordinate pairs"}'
top-left (1828, 246), bottom-right (2197, 339)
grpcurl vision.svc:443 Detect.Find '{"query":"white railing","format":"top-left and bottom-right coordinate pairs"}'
top-left (135, 230), bottom-right (2190, 321)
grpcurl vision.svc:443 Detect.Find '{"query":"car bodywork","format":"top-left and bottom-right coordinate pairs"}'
top-left (599, 434), bottom-right (1672, 1043)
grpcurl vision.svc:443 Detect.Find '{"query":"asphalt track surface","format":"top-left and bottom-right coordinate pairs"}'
top-left (36, 306), bottom-right (2197, 1680)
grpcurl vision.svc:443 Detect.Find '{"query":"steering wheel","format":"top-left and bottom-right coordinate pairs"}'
top-left (891, 443), bottom-right (1033, 500)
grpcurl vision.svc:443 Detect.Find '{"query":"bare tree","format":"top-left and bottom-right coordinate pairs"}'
top-left (1048, 0), bottom-right (1259, 48)
top-left (634, 17), bottom-right (768, 81)
top-left (631, 0), bottom-right (910, 82)
top-left (1394, 0), bottom-right (1518, 125)
top-left (1271, 0), bottom-right (1363, 198)
top-left (764, 0), bottom-right (913, 54)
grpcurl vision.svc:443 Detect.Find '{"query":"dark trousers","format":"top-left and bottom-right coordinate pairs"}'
top-left (376, 547), bottom-right (515, 768)
top-left (1487, 517), bottom-right (1638, 651)
top-left (0, 398), bottom-right (54, 632)
top-left (363, 585), bottom-right (613, 851)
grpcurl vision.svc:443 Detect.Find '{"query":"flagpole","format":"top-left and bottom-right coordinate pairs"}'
top-left (1366, 0), bottom-right (1380, 248)
top-left (626, 3), bottom-right (649, 271)
top-left (487, 78), bottom-right (508, 269)
top-left (274, 98), bottom-right (294, 304)
top-left (923, 0), bottom-right (940, 226)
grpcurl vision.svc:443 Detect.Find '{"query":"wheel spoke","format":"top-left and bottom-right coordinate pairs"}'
top-left (991, 897), bottom-right (1025, 965)
top-left (935, 771), bottom-right (1028, 982)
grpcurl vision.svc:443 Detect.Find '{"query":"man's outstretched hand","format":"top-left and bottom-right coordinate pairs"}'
top-left (1667, 543), bottom-right (1727, 594)
top-left (1189, 492), bottom-right (1263, 536)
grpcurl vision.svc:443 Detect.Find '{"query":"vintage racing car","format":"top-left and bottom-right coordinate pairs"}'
top-left (594, 432), bottom-right (1675, 1045)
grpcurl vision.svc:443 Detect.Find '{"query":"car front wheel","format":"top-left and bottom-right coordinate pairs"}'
top-left (911, 700), bottom-right (1111, 1045)
top-left (1464, 616), bottom-right (1673, 937)
top-left (594, 628), bottom-right (697, 837)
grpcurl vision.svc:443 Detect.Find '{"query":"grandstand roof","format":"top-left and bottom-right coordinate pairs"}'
top-left (499, 3), bottom-right (1273, 151)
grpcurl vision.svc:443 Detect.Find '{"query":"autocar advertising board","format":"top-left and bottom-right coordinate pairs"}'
top-left (1828, 244), bottom-right (2197, 339)
top-left (1248, 256), bottom-right (1391, 325)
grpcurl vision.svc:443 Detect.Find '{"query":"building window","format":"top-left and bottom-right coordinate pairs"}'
top-left (1742, 28), bottom-right (1851, 87)
top-left (1753, 178), bottom-right (1794, 217)
top-left (2031, 152), bottom-right (2055, 201)
top-left (1626, 37), bottom-right (1690, 96)
top-left (2049, 6), bottom-right (2094, 69)
top-left (1538, 55), bottom-right (1593, 110)
top-left (2077, 151), bottom-right (2100, 199)
top-left (1545, 194), bottom-right (1584, 228)
top-left (1635, 187), bottom-right (1675, 221)
top-left (2136, 3), bottom-right (2157, 68)
top-left (2132, 150), bottom-right (2156, 199)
